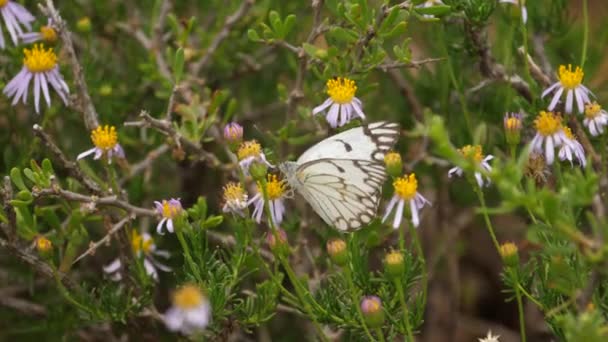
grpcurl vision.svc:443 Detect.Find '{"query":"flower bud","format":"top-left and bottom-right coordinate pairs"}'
top-left (249, 162), bottom-right (268, 182)
top-left (360, 296), bottom-right (385, 328)
top-left (326, 238), bottom-right (348, 266)
top-left (266, 229), bottom-right (288, 253)
top-left (76, 17), bottom-right (91, 33)
top-left (384, 250), bottom-right (405, 278)
top-left (384, 152), bottom-right (403, 178)
top-left (499, 242), bottom-right (519, 267)
top-left (504, 112), bottom-right (522, 146)
top-left (224, 122), bottom-right (243, 151)
top-left (36, 236), bottom-right (53, 259)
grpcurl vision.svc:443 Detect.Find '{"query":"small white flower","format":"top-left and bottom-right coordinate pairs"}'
top-left (164, 284), bottom-right (211, 335)
top-left (583, 102), bottom-right (608, 137)
top-left (448, 145), bottom-right (493, 188)
top-left (248, 174), bottom-right (287, 225)
top-left (382, 173), bottom-right (430, 228)
top-left (103, 230), bottom-right (171, 281)
top-left (0, 0), bottom-right (34, 48)
top-left (499, 0), bottom-right (528, 23)
top-left (312, 77), bottom-right (365, 128)
top-left (529, 111), bottom-right (567, 165)
top-left (221, 182), bottom-right (248, 217)
top-left (154, 198), bottom-right (183, 234)
top-left (542, 64), bottom-right (592, 115)
top-left (478, 330), bottom-right (500, 342)
top-left (77, 125), bottom-right (125, 163)
top-left (236, 140), bottom-right (273, 175)
top-left (558, 127), bottom-right (586, 167)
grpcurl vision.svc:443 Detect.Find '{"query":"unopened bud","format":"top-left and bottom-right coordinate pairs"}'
top-left (384, 250), bottom-right (405, 278)
top-left (499, 242), bottom-right (519, 267)
top-left (504, 112), bottom-right (522, 146)
top-left (360, 296), bottom-right (385, 328)
top-left (327, 238), bottom-right (348, 266)
top-left (384, 152), bottom-right (403, 178)
top-left (266, 228), bottom-right (288, 253)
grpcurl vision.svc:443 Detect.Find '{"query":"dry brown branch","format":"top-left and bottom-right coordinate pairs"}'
top-left (119, 144), bottom-right (170, 186)
top-left (72, 215), bottom-right (134, 265)
top-left (1, 176), bottom-right (16, 241)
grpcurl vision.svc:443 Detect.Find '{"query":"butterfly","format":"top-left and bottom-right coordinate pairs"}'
top-left (279, 122), bottom-right (400, 231)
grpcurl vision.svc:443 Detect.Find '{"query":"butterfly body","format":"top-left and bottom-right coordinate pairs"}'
top-left (279, 122), bottom-right (400, 231)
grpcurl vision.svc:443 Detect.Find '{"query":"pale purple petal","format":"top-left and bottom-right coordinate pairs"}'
top-left (548, 87), bottom-right (563, 111)
top-left (76, 147), bottom-right (97, 160)
top-left (312, 98), bottom-right (333, 115)
top-left (382, 196), bottom-right (398, 223)
top-left (565, 89), bottom-right (573, 114)
top-left (103, 258), bottom-right (122, 273)
top-left (393, 198), bottom-right (405, 229)
top-left (410, 199), bottom-right (420, 227)
top-left (326, 103), bottom-right (340, 128)
top-left (156, 218), bottom-right (167, 234)
top-left (39, 72), bottom-right (51, 107)
top-left (542, 82), bottom-right (560, 98)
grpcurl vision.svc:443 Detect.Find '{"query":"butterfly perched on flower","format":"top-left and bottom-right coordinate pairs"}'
top-left (279, 122), bottom-right (400, 231)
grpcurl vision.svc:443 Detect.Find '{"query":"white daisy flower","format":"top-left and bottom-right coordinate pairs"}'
top-left (583, 102), bottom-right (608, 137)
top-left (164, 284), bottom-right (212, 335)
top-left (221, 182), bottom-right (248, 217)
top-left (542, 64), bottom-right (592, 114)
top-left (382, 173), bottom-right (430, 228)
top-left (559, 127), bottom-right (586, 167)
top-left (236, 140), bottom-right (274, 175)
top-left (3, 44), bottom-right (69, 113)
top-left (500, 0), bottom-right (528, 23)
top-left (478, 330), bottom-right (500, 342)
top-left (248, 174), bottom-right (287, 226)
top-left (103, 230), bottom-right (171, 281)
top-left (0, 0), bottom-right (34, 48)
top-left (20, 19), bottom-right (57, 44)
top-left (448, 145), bottom-right (494, 188)
top-left (77, 125), bottom-right (125, 164)
top-left (529, 111), bottom-right (567, 165)
top-left (312, 77), bottom-right (365, 128)
top-left (154, 198), bottom-right (183, 234)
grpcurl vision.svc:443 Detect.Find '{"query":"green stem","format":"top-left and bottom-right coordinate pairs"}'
top-left (395, 280), bottom-right (415, 342)
top-left (408, 221), bottom-right (428, 309)
top-left (581, 0), bottom-right (589, 68)
top-left (175, 224), bottom-right (202, 283)
top-left (375, 328), bottom-right (387, 342)
top-left (517, 284), bottom-right (544, 310)
top-left (515, 283), bottom-right (527, 342)
top-left (345, 267), bottom-right (376, 342)
top-left (475, 187), bottom-right (501, 252)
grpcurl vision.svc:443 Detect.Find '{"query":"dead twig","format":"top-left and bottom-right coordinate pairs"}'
top-left (119, 144), bottom-right (170, 186)
top-left (72, 215), bottom-right (135, 265)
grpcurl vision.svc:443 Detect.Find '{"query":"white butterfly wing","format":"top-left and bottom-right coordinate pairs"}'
top-left (296, 121), bottom-right (400, 164)
top-left (288, 122), bottom-right (400, 231)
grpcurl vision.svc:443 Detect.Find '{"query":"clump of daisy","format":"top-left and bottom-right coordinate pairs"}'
top-left (236, 140), bottom-right (273, 176)
top-left (248, 174), bottom-right (288, 225)
top-left (499, 0), bottom-right (528, 23)
top-left (164, 284), bottom-right (212, 335)
top-left (0, 0), bottom-right (34, 48)
top-left (104, 230), bottom-right (171, 281)
top-left (529, 111), bottom-right (567, 165)
top-left (503, 112), bottom-right (522, 145)
top-left (448, 145), bottom-right (494, 188)
top-left (559, 127), bottom-right (586, 167)
top-left (542, 64), bottom-right (592, 114)
top-left (312, 77), bottom-right (365, 128)
top-left (3, 44), bottom-right (69, 113)
top-left (154, 198), bottom-right (183, 234)
top-left (20, 19), bottom-right (57, 44)
top-left (221, 182), bottom-right (248, 217)
top-left (382, 173), bottom-right (430, 229)
top-left (583, 102), bottom-right (608, 137)
top-left (77, 125), bottom-right (125, 163)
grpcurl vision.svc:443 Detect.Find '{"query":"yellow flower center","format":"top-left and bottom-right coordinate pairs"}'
top-left (459, 145), bottom-right (484, 163)
top-left (0, 0), bottom-right (7, 8)
top-left (223, 182), bottom-right (245, 202)
top-left (393, 174), bottom-right (418, 201)
top-left (505, 117), bottom-right (521, 131)
top-left (173, 285), bottom-right (204, 309)
top-left (237, 140), bottom-right (261, 160)
top-left (23, 44), bottom-right (57, 73)
top-left (534, 111), bottom-right (562, 136)
top-left (36, 236), bottom-right (52, 252)
top-left (40, 26), bottom-right (58, 43)
top-left (384, 152), bottom-right (402, 167)
top-left (91, 125), bottom-right (118, 150)
top-left (558, 64), bottom-right (584, 90)
top-left (257, 174), bottom-right (287, 200)
top-left (131, 230), bottom-right (153, 255)
top-left (585, 102), bottom-right (602, 119)
top-left (326, 77), bottom-right (357, 104)
top-left (161, 200), bottom-right (181, 219)
top-left (498, 242), bottom-right (518, 258)
top-left (327, 239), bottom-right (347, 255)
top-left (385, 251), bottom-right (404, 265)
top-left (361, 297), bottom-right (381, 313)
top-left (563, 126), bottom-right (575, 140)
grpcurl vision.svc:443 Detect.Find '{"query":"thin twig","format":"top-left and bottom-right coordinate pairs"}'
top-left (372, 57), bottom-right (445, 72)
top-left (1, 176), bottom-right (16, 241)
top-left (39, 0), bottom-right (99, 130)
top-left (119, 144), bottom-right (170, 186)
top-left (72, 215), bottom-right (135, 265)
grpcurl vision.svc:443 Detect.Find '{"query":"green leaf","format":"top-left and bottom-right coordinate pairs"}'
top-left (16, 190), bottom-right (32, 203)
top-left (23, 168), bottom-right (36, 183)
top-left (268, 11), bottom-right (281, 34)
top-left (328, 26), bottom-right (359, 44)
top-left (247, 28), bottom-right (260, 41)
top-left (41, 158), bottom-right (54, 178)
top-left (202, 215), bottom-right (224, 229)
top-left (10, 168), bottom-right (27, 191)
top-left (282, 14), bottom-right (296, 38)
top-left (173, 47), bottom-right (184, 83)
top-left (416, 5), bottom-right (451, 16)
top-left (381, 21), bottom-right (407, 39)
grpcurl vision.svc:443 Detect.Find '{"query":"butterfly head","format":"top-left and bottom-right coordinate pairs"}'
top-left (278, 161), bottom-right (299, 186)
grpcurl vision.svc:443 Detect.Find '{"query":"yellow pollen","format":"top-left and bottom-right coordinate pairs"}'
top-left (385, 251), bottom-right (404, 265)
top-left (131, 230), bottom-right (154, 255)
top-left (384, 152), bottom-right (402, 166)
top-left (237, 140), bottom-right (261, 160)
top-left (326, 77), bottom-right (357, 104)
top-left (173, 285), bottom-right (204, 309)
top-left (505, 117), bottom-right (521, 131)
top-left (0, 0), bottom-right (7, 8)
top-left (585, 102), bottom-right (602, 118)
top-left (563, 126), bottom-right (575, 140)
top-left (459, 145), bottom-right (484, 163)
top-left (90, 125), bottom-right (118, 150)
top-left (393, 174), bottom-right (418, 201)
top-left (36, 236), bottom-right (52, 252)
top-left (161, 200), bottom-right (181, 218)
top-left (534, 111), bottom-right (562, 136)
top-left (23, 44), bottom-right (57, 72)
top-left (558, 64), bottom-right (584, 90)
top-left (40, 26), bottom-right (58, 43)
top-left (223, 182), bottom-right (245, 202)
top-left (258, 174), bottom-right (287, 200)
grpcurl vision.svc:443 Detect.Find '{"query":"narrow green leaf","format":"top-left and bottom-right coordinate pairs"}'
top-left (10, 168), bottom-right (27, 191)
top-left (173, 47), bottom-right (184, 83)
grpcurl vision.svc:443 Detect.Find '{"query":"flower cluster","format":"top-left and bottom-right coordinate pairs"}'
top-left (530, 111), bottom-right (586, 167)
top-left (448, 145), bottom-right (494, 187)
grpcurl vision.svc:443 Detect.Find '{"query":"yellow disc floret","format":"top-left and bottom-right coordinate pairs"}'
top-left (91, 125), bottom-right (118, 150)
top-left (23, 44), bottom-right (57, 73)
top-left (505, 117), bottom-right (522, 132)
top-left (223, 182), bottom-right (245, 202)
top-left (558, 64), bottom-right (584, 90)
top-left (459, 145), bottom-right (484, 163)
top-left (393, 174), bottom-right (418, 201)
top-left (36, 236), bottom-right (52, 252)
top-left (326, 77), bottom-right (357, 104)
top-left (258, 174), bottom-right (287, 200)
top-left (585, 102), bottom-right (602, 119)
top-left (384, 152), bottom-right (402, 167)
top-left (160, 200), bottom-right (181, 219)
top-left (563, 126), bottom-right (575, 140)
top-left (534, 111), bottom-right (562, 136)
top-left (237, 140), bottom-right (261, 161)
top-left (385, 250), bottom-right (404, 265)
top-left (131, 230), bottom-right (154, 255)
top-left (40, 26), bottom-right (58, 43)
top-left (173, 284), bottom-right (204, 309)
top-left (0, 0), bottom-right (8, 8)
